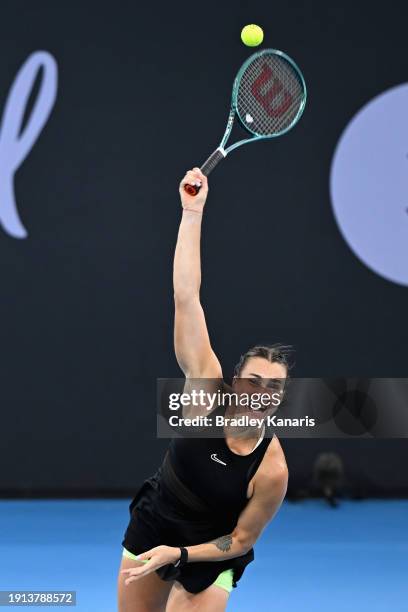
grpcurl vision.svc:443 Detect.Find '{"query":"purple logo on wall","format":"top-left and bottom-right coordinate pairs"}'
top-left (0, 51), bottom-right (58, 239)
top-left (330, 83), bottom-right (408, 287)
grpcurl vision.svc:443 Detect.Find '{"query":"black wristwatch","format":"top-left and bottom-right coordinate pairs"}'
top-left (173, 546), bottom-right (188, 568)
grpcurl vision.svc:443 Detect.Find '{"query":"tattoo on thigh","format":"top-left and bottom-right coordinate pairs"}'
top-left (212, 534), bottom-right (232, 552)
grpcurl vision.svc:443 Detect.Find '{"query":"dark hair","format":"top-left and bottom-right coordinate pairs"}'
top-left (233, 343), bottom-right (294, 377)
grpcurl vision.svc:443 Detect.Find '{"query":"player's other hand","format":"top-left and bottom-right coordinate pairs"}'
top-left (179, 168), bottom-right (208, 213)
top-left (121, 545), bottom-right (181, 584)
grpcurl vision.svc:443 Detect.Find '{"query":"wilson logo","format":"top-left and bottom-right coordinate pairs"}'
top-left (251, 64), bottom-right (292, 117)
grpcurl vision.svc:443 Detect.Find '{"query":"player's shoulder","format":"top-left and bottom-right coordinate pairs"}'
top-left (257, 435), bottom-right (288, 485)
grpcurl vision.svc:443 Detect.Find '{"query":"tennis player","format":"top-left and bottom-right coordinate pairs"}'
top-left (118, 168), bottom-right (289, 611)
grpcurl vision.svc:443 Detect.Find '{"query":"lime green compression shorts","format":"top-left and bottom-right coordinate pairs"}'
top-left (122, 547), bottom-right (234, 594)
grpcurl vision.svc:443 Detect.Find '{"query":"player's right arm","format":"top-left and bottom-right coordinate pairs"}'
top-left (173, 168), bottom-right (222, 380)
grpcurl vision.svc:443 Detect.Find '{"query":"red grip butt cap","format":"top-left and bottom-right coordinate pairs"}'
top-left (184, 183), bottom-right (200, 196)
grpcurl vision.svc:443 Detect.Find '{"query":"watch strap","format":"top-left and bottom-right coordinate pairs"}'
top-left (173, 546), bottom-right (188, 568)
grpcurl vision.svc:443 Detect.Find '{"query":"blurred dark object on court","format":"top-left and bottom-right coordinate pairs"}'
top-left (312, 452), bottom-right (345, 507)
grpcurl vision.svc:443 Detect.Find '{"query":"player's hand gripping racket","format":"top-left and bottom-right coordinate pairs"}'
top-left (184, 48), bottom-right (307, 196)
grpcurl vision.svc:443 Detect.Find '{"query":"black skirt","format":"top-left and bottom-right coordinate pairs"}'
top-left (121, 464), bottom-right (255, 594)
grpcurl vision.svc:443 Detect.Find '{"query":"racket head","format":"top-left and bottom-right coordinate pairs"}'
top-left (231, 49), bottom-right (307, 139)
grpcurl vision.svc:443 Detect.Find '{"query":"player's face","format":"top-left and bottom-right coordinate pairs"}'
top-left (232, 357), bottom-right (287, 418)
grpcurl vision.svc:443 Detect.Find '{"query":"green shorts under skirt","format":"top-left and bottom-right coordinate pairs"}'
top-left (122, 547), bottom-right (234, 594)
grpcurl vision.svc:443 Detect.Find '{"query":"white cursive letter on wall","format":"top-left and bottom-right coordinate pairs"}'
top-left (0, 51), bottom-right (58, 239)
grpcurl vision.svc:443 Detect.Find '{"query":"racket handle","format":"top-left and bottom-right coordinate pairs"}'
top-left (184, 147), bottom-right (226, 196)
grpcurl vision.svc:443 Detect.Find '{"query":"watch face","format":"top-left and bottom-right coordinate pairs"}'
top-left (330, 83), bottom-right (408, 287)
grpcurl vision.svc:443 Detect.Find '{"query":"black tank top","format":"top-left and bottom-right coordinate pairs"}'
top-left (163, 402), bottom-right (272, 524)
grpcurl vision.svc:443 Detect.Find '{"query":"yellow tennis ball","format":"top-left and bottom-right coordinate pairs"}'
top-left (241, 24), bottom-right (264, 47)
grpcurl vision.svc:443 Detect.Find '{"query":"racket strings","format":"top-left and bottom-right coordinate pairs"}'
top-left (236, 54), bottom-right (305, 136)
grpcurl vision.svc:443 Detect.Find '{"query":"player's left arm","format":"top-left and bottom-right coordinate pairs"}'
top-left (186, 456), bottom-right (289, 562)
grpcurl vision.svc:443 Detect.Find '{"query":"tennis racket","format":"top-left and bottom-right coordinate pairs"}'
top-left (184, 48), bottom-right (307, 196)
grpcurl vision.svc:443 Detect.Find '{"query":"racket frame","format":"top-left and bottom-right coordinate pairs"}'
top-left (184, 48), bottom-right (307, 196)
top-left (219, 48), bottom-right (307, 155)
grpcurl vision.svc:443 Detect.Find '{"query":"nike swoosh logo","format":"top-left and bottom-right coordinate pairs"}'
top-left (210, 453), bottom-right (227, 466)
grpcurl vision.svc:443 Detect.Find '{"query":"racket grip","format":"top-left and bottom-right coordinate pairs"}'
top-left (184, 148), bottom-right (226, 196)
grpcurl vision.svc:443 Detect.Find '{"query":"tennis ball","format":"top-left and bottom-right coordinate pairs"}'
top-left (241, 24), bottom-right (264, 47)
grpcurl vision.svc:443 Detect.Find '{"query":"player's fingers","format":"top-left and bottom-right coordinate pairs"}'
top-left (187, 170), bottom-right (201, 184)
top-left (180, 171), bottom-right (201, 188)
top-left (188, 169), bottom-right (202, 184)
top-left (192, 167), bottom-right (205, 181)
top-left (192, 171), bottom-right (207, 188)
top-left (192, 168), bottom-right (208, 189)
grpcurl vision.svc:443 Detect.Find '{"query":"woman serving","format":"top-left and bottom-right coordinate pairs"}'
top-left (118, 168), bottom-right (289, 612)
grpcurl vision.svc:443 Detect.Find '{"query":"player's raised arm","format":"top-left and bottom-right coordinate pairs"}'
top-left (173, 168), bottom-right (222, 380)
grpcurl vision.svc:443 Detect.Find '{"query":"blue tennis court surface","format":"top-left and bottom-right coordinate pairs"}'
top-left (0, 499), bottom-right (406, 611)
